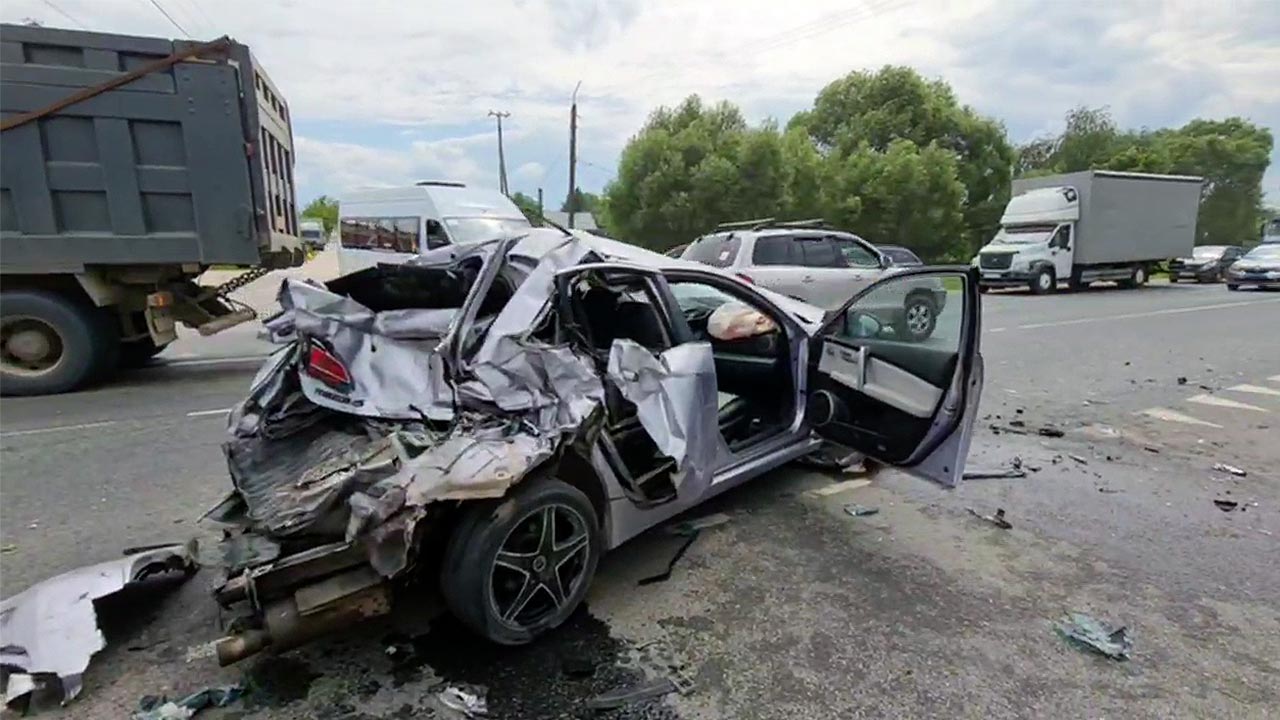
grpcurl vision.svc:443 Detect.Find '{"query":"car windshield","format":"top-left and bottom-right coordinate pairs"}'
top-left (1193, 246), bottom-right (1225, 258)
top-left (443, 216), bottom-right (532, 244)
top-left (682, 234), bottom-right (741, 267)
top-left (880, 247), bottom-right (922, 265)
top-left (1243, 245), bottom-right (1280, 261)
top-left (997, 225), bottom-right (1055, 244)
top-left (301, 229), bottom-right (322, 239)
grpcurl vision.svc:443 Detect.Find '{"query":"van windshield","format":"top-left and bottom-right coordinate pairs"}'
top-left (444, 216), bottom-right (531, 244)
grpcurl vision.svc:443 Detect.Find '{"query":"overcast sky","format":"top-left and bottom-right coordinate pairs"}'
top-left (5, 0), bottom-right (1277, 210)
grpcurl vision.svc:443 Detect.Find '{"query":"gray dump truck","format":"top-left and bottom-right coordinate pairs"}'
top-left (1, 24), bottom-right (301, 395)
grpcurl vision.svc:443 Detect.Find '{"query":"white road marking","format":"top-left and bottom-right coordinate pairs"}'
top-left (1187, 394), bottom-right (1269, 413)
top-left (0, 420), bottom-right (117, 438)
top-left (186, 408), bottom-right (231, 417)
top-left (161, 355), bottom-right (269, 367)
top-left (1007, 297), bottom-right (1280, 332)
top-left (1228, 383), bottom-right (1280, 398)
top-left (1268, 375), bottom-right (1280, 384)
top-left (988, 327), bottom-right (1007, 333)
top-left (808, 479), bottom-right (872, 496)
top-left (1139, 408), bottom-right (1223, 428)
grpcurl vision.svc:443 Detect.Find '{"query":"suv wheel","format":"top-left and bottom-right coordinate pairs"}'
top-left (903, 294), bottom-right (937, 342)
top-left (440, 476), bottom-right (601, 645)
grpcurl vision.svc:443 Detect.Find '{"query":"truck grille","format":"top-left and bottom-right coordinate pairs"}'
top-left (980, 253), bottom-right (1013, 270)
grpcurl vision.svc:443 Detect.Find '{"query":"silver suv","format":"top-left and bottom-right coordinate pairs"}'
top-left (681, 221), bottom-right (946, 342)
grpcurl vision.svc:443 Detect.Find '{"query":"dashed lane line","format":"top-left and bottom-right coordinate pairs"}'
top-left (0, 420), bottom-right (118, 438)
top-left (1187, 394), bottom-right (1269, 413)
top-left (1139, 408), bottom-right (1223, 428)
top-left (1269, 375), bottom-right (1280, 384)
top-left (999, 297), bottom-right (1280, 332)
top-left (186, 408), bottom-right (232, 417)
top-left (1228, 383), bottom-right (1280, 398)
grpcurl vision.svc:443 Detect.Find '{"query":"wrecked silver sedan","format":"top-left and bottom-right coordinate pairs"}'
top-left (208, 229), bottom-right (984, 663)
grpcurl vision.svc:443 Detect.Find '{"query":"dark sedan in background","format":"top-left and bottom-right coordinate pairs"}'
top-left (1226, 244), bottom-right (1280, 290)
top-left (1169, 245), bottom-right (1245, 283)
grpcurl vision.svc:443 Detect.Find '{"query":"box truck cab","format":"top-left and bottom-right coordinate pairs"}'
top-left (974, 170), bottom-right (1202, 294)
top-left (337, 182), bottom-right (530, 274)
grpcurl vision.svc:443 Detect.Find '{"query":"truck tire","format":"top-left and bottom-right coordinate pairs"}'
top-left (1068, 269), bottom-right (1089, 292)
top-left (1, 290), bottom-right (117, 396)
top-left (1029, 266), bottom-right (1056, 295)
top-left (1227, 283), bottom-right (1240, 291)
top-left (1118, 265), bottom-right (1148, 289)
top-left (440, 475), bottom-right (601, 646)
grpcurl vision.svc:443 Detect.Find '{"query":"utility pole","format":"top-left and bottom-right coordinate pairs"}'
top-left (567, 82), bottom-right (581, 228)
top-left (488, 110), bottom-right (510, 195)
top-left (537, 187), bottom-right (544, 218)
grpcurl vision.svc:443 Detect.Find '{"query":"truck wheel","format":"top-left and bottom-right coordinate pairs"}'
top-left (1227, 284), bottom-right (1240, 291)
top-left (440, 475), bottom-right (601, 646)
top-left (1119, 265), bottom-right (1148, 289)
top-left (978, 285), bottom-right (989, 294)
top-left (1068, 269), bottom-right (1089, 292)
top-left (1029, 267), bottom-right (1055, 295)
top-left (1, 290), bottom-right (115, 396)
top-left (903, 294), bottom-right (938, 342)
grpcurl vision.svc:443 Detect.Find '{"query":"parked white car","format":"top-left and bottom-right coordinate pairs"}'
top-left (680, 221), bottom-right (946, 342)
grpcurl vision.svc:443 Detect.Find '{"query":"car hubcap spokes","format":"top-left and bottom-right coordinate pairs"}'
top-left (907, 305), bottom-right (930, 334)
top-left (491, 504), bottom-right (589, 628)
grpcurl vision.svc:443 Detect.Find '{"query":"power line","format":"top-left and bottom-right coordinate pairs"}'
top-left (178, 0), bottom-right (218, 35)
top-left (42, 0), bottom-right (87, 29)
top-left (147, 0), bottom-right (191, 37)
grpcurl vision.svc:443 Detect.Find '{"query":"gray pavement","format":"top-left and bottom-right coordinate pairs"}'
top-left (2, 282), bottom-right (1279, 718)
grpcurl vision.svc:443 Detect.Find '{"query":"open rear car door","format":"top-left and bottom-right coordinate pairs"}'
top-left (806, 267), bottom-right (983, 486)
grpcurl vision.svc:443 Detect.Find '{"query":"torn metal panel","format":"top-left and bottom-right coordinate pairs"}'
top-left (0, 546), bottom-right (194, 704)
top-left (606, 339), bottom-right (727, 495)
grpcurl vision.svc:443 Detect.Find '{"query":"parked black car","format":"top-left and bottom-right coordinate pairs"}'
top-left (876, 245), bottom-right (924, 267)
top-left (1168, 245), bottom-right (1244, 283)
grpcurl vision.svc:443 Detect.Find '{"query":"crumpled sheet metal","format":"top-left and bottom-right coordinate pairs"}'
top-left (0, 546), bottom-right (194, 703)
top-left (271, 278), bottom-right (458, 421)
top-left (606, 338), bottom-right (726, 492)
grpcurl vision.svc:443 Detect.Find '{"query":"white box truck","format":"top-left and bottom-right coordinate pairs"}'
top-left (973, 170), bottom-right (1203, 294)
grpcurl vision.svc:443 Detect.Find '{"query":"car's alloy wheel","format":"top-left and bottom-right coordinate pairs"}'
top-left (904, 297), bottom-right (936, 341)
top-left (488, 503), bottom-right (591, 630)
top-left (440, 476), bottom-right (601, 645)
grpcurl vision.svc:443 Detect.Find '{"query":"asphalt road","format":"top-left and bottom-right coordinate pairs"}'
top-left (2, 280), bottom-right (1279, 719)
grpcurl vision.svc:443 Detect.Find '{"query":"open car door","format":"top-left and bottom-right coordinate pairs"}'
top-left (806, 267), bottom-right (983, 486)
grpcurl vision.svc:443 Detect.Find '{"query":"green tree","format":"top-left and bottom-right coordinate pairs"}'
top-left (561, 189), bottom-right (600, 214)
top-left (792, 66), bottom-right (1014, 256)
top-left (510, 191), bottom-right (543, 223)
top-left (602, 96), bottom-right (770, 249)
top-left (301, 195), bottom-right (339, 234)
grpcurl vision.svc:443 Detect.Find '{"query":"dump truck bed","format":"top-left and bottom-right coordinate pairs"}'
top-left (0, 24), bottom-right (299, 273)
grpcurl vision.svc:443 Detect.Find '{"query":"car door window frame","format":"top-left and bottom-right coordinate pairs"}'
top-left (812, 266), bottom-right (982, 468)
top-left (833, 235), bottom-right (884, 268)
top-left (749, 234), bottom-right (797, 266)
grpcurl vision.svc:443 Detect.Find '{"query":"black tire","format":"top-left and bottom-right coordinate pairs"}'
top-left (1227, 284), bottom-right (1240, 291)
top-left (1118, 265), bottom-right (1148, 289)
top-left (440, 475), bottom-right (601, 646)
top-left (1068, 268), bottom-right (1089, 292)
top-left (902, 294), bottom-right (938, 342)
top-left (1029, 266), bottom-right (1055, 295)
top-left (1, 290), bottom-right (116, 396)
top-left (119, 337), bottom-right (167, 368)
top-left (1168, 275), bottom-right (1178, 284)
top-left (978, 285), bottom-right (989, 294)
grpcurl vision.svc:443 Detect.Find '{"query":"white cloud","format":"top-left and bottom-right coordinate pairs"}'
top-left (5, 0), bottom-right (1277, 201)
top-left (513, 161), bottom-right (547, 183)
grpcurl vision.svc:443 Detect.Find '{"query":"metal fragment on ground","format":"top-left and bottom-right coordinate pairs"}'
top-left (962, 466), bottom-right (1028, 480)
top-left (131, 685), bottom-right (243, 720)
top-left (0, 545), bottom-right (194, 703)
top-left (843, 504), bottom-right (880, 517)
top-left (587, 677), bottom-right (679, 711)
top-left (437, 685), bottom-right (488, 717)
top-left (1055, 612), bottom-right (1132, 660)
top-left (967, 507), bottom-right (1012, 530)
top-left (1213, 462), bottom-right (1248, 477)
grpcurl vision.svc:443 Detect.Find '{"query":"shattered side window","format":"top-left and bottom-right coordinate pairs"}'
top-left (340, 216), bottom-right (421, 253)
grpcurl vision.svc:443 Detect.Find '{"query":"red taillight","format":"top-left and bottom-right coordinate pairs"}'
top-left (305, 345), bottom-right (351, 388)
top-left (735, 272), bottom-right (755, 284)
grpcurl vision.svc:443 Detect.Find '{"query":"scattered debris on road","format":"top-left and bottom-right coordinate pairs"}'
top-left (967, 507), bottom-right (1012, 530)
top-left (1143, 446), bottom-right (1161, 454)
top-left (638, 533), bottom-right (700, 586)
top-left (587, 677), bottom-right (678, 712)
top-left (962, 466), bottom-right (1027, 480)
top-left (1176, 376), bottom-right (1188, 385)
top-left (843, 504), bottom-right (880, 517)
top-left (132, 684), bottom-right (243, 720)
top-left (1069, 454), bottom-right (1089, 465)
top-left (1213, 463), bottom-right (1248, 477)
top-left (1097, 487), bottom-right (1121, 494)
top-left (1055, 612), bottom-right (1132, 660)
top-left (0, 543), bottom-right (15, 554)
top-left (1213, 499), bottom-right (1239, 512)
top-left (0, 545), bottom-right (195, 704)
top-left (561, 655), bottom-right (597, 678)
top-left (1037, 426), bottom-right (1065, 438)
top-left (437, 685), bottom-right (489, 717)
top-left (807, 478), bottom-right (872, 497)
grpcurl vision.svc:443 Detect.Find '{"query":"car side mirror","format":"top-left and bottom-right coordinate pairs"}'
top-left (879, 255), bottom-right (892, 269)
top-left (846, 310), bottom-right (886, 339)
